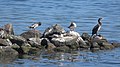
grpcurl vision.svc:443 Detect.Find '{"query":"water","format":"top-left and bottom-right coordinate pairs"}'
top-left (0, 0), bottom-right (120, 67)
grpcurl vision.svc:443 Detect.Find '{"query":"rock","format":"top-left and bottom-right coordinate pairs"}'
top-left (77, 37), bottom-right (89, 49)
top-left (21, 43), bottom-right (31, 54)
top-left (54, 46), bottom-right (70, 52)
top-left (20, 30), bottom-right (42, 39)
top-left (66, 31), bottom-right (80, 37)
top-left (41, 38), bottom-right (56, 49)
top-left (7, 35), bottom-right (26, 46)
top-left (100, 42), bottom-right (114, 50)
top-left (0, 47), bottom-right (18, 64)
top-left (112, 43), bottom-right (120, 48)
top-left (0, 39), bottom-right (12, 46)
top-left (51, 36), bottom-right (78, 47)
top-left (28, 38), bottom-right (41, 48)
top-left (43, 24), bottom-right (65, 38)
top-left (90, 42), bottom-right (100, 52)
top-left (11, 43), bottom-right (20, 50)
top-left (4, 23), bottom-right (14, 35)
top-left (81, 32), bottom-right (91, 40)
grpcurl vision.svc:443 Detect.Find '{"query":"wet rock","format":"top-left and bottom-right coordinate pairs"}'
top-left (90, 42), bottom-right (100, 52)
top-left (43, 24), bottom-right (65, 38)
top-left (8, 35), bottom-right (26, 46)
top-left (54, 46), bottom-right (70, 52)
top-left (81, 32), bottom-right (91, 40)
top-left (0, 47), bottom-right (18, 64)
top-left (100, 42), bottom-right (114, 50)
top-left (112, 43), bottom-right (120, 48)
top-left (4, 23), bottom-right (14, 35)
top-left (21, 43), bottom-right (31, 54)
top-left (20, 30), bottom-right (42, 39)
top-left (0, 39), bottom-right (12, 46)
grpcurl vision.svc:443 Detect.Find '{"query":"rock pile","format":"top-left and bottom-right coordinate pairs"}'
top-left (0, 23), bottom-right (120, 57)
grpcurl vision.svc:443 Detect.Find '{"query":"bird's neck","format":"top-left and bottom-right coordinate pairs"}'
top-left (98, 21), bottom-right (102, 25)
top-left (98, 20), bottom-right (102, 25)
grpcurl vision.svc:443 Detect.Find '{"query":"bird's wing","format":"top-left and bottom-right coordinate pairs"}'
top-left (92, 24), bottom-right (99, 35)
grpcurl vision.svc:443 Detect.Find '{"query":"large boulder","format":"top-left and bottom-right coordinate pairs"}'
top-left (20, 30), bottom-right (42, 39)
top-left (51, 36), bottom-right (78, 47)
top-left (7, 35), bottom-right (26, 46)
top-left (43, 24), bottom-right (65, 38)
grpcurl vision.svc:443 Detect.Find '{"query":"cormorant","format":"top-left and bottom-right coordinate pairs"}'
top-left (92, 18), bottom-right (102, 36)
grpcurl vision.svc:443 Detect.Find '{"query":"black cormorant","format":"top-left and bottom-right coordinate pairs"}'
top-left (92, 18), bottom-right (102, 36)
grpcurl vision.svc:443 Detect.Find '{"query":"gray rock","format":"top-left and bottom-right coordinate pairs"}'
top-left (41, 38), bottom-right (56, 49)
top-left (8, 35), bottom-right (26, 46)
top-left (90, 42), bottom-right (100, 52)
top-left (81, 32), bottom-right (91, 40)
top-left (101, 42), bottom-right (114, 50)
top-left (43, 24), bottom-right (65, 38)
top-left (4, 23), bottom-right (14, 35)
top-left (28, 38), bottom-right (41, 47)
top-left (0, 47), bottom-right (18, 64)
top-left (51, 36), bottom-right (78, 47)
top-left (0, 39), bottom-right (12, 46)
top-left (112, 43), bottom-right (120, 48)
top-left (20, 30), bottom-right (42, 39)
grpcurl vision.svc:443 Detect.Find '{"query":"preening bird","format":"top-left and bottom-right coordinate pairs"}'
top-left (92, 18), bottom-right (102, 36)
top-left (68, 22), bottom-right (77, 31)
top-left (29, 22), bottom-right (41, 29)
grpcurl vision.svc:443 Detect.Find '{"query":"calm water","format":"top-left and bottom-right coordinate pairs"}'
top-left (0, 0), bottom-right (120, 67)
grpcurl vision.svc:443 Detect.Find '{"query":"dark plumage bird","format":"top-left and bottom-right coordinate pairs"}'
top-left (92, 18), bottom-right (102, 36)
top-left (68, 22), bottom-right (77, 31)
top-left (29, 22), bottom-right (41, 29)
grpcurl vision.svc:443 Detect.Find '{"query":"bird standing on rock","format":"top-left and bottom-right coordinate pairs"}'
top-left (92, 18), bottom-right (102, 36)
top-left (68, 22), bottom-right (77, 31)
top-left (29, 22), bottom-right (41, 29)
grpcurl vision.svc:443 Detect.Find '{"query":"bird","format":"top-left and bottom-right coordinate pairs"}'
top-left (28, 22), bottom-right (41, 29)
top-left (92, 18), bottom-right (102, 36)
top-left (0, 28), bottom-right (4, 38)
top-left (68, 22), bottom-right (77, 31)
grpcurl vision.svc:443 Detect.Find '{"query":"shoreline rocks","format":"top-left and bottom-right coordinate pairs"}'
top-left (0, 23), bottom-right (119, 57)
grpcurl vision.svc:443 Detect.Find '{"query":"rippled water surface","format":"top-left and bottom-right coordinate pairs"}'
top-left (0, 0), bottom-right (120, 67)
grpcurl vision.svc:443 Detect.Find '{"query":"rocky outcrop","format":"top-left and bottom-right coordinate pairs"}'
top-left (43, 24), bottom-right (65, 38)
top-left (20, 30), bottom-right (42, 39)
top-left (0, 23), bottom-right (119, 57)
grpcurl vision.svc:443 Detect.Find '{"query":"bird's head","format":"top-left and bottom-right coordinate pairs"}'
top-left (98, 18), bottom-right (102, 25)
top-left (98, 18), bottom-right (102, 22)
top-left (71, 21), bottom-right (77, 27)
top-left (38, 22), bottom-right (41, 26)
